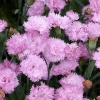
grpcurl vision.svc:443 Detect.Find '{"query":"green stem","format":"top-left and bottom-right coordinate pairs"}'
top-left (47, 62), bottom-right (53, 85)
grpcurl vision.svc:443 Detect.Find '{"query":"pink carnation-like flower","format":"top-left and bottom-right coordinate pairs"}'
top-left (45, 0), bottom-right (66, 12)
top-left (18, 35), bottom-right (47, 60)
top-left (85, 22), bottom-right (100, 39)
top-left (27, 1), bottom-right (44, 16)
top-left (0, 20), bottom-right (7, 32)
top-left (0, 68), bottom-right (19, 94)
top-left (43, 38), bottom-right (66, 62)
top-left (48, 12), bottom-right (71, 29)
top-left (20, 55), bottom-right (48, 82)
top-left (23, 16), bottom-right (50, 36)
top-left (66, 10), bottom-right (79, 21)
top-left (51, 58), bottom-right (78, 76)
top-left (55, 85), bottom-right (83, 100)
top-left (0, 59), bottom-right (20, 75)
top-left (64, 42), bottom-right (81, 60)
top-left (79, 43), bottom-right (89, 59)
top-left (28, 83), bottom-right (54, 100)
top-left (6, 33), bottom-right (32, 55)
top-left (65, 21), bottom-right (88, 42)
top-left (59, 73), bottom-right (85, 89)
top-left (92, 48), bottom-right (100, 69)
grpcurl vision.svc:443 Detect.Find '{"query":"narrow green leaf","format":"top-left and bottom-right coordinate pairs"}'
top-left (84, 61), bottom-right (95, 79)
top-left (74, 0), bottom-right (84, 7)
top-left (14, 9), bottom-right (19, 14)
top-left (91, 72), bottom-right (100, 81)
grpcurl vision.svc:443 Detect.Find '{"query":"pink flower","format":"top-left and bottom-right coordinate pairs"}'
top-left (45, 0), bottom-right (66, 12)
top-left (0, 68), bottom-right (19, 94)
top-left (0, 20), bottom-right (7, 32)
top-left (64, 42), bottom-right (81, 60)
top-left (20, 55), bottom-right (48, 82)
top-left (43, 38), bottom-right (66, 62)
top-left (48, 12), bottom-right (71, 29)
top-left (65, 21), bottom-right (88, 42)
top-left (59, 73), bottom-right (85, 89)
top-left (66, 10), bottom-right (79, 21)
top-left (79, 43), bottom-right (89, 59)
top-left (28, 83), bottom-right (54, 100)
top-left (23, 16), bottom-right (50, 36)
top-left (92, 48), bottom-right (100, 69)
top-left (0, 59), bottom-right (20, 75)
top-left (6, 33), bottom-right (32, 55)
top-left (51, 58), bottom-right (78, 76)
top-left (55, 85), bottom-right (83, 100)
top-left (27, 1), bottom-right (44, 16)
top-left (18, 35), bottom-right (47, 60)
top-left (85, 22), bottom-right (100, 39)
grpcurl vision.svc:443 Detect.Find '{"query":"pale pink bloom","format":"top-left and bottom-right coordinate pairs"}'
top-left (66, 10), bottom-right (79, 21)
top-left (51, 58), bottom-right (78, 76)
top-left (92, 48), bottom-right (100, 68)
top-left (0, 20), bottom-right (7, 32)
top-left (27, 1), bottom-right (44, 16)
top-left (85, 22), bottom-right (100, 39)
top-left (79, 43), bottom-right (89, 59)
top-left (28, 83), bottom-right (54, 100)
top-left (20, 55), bottom-right (48, 82)
top-left (55, 85), bottom-right (83, 100)
top-left (59, 73), bottom-right (85, 89)
top-left (0, 68), bottom-right (19, 94)
top-left (45, 0), bottom-right (66, 12)
top-left (23, 16), bottom-right (50, 36)
top-left (6, 33), bottom-right (32, 55)
top-left (0, 59), bottom-right (20, 75)
top-left (64, 42), bottom-right (81, 60)
top-left (65, 21), bottom-right (88, 42)
top-left (18, 35), bottom-right (47, 60)
top-left (48, 12), bottom-right (71, 29)
top-left (43, 38), bottom-right (66, 62)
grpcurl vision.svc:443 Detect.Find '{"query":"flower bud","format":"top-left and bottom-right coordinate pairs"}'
top-left (55, 27), bottom-right (61, 37)
top-left (0, 88), bottom-right (5, 100)
top-left (85, 8), bottom-right (92, 15)
top-left (9, 27), bottom-right (18, 35)
top-left (96, 96), bottom-right (100, 100)
top-left (26, 0), bottom-right (35, 5)
top-left (83, 80), bottom-right (92, 89)
top-left (89, 37), bottom-right (98, 50)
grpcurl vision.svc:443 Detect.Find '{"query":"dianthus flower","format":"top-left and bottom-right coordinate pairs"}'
top-left (55, 85), bottom-right (83, 100)
top-left (92, 48), bottom-right (100, 69)
top-left (28, 83), bottom-right (54, 100)
top-left (6, 33), bottom-right (32, 55)
top-left (0, 68), bottom-right (19, 94)
top-left (18, 35), bottom-right (47, 60)
top-left (20, 55), bottom-right (48, 82)
top-left (0, 59), bottom-right (20, 75)
top-left (79, 43), bottom-right (89, 59)
top-left (59, 73), bottom-right (85, 89)
top-left (43, 38), bottom-right (66, 62)
top-left (64, 42), bottom-right (81, 60)
top-left (48, 12), bottom-right (71, 29)
top-left (65, 21), bottom-right (88, 42)
top-left (45, 0), bottom-right (66, 13)
top-left (0, 20), bottom-right (7, 32)
top-left (85, 22), bottom-right (100, 39)
top-left (27, 0), bottom-right (44, 16)
top-left (66, 10), bottom-right (79, 21)
top-left (51, 58), bottom-right (78, 76)
top-left (23, 16), bottom-right (50, 37)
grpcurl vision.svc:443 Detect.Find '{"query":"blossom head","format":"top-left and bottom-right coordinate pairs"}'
top-left (0, 20), bottom-right (7, 32)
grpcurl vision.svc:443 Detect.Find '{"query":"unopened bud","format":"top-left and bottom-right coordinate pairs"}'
top-left (0, 88), bottom-right (5, 99)
top-left (9, 27), bottom-right (18, 35)
top-left (83, 80), bottom-right (92, 89)
top-left (96, 96), bottom-right (100, 100)
top-left (89, 37), bottom-right (98, 50)
top-left (85, 8), bottom-right (92, 15)
top-left (26, 0), bottom-right (35, 5)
